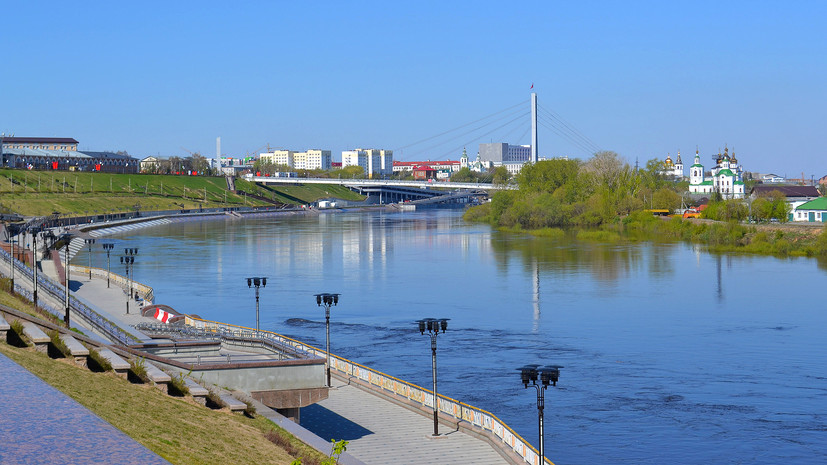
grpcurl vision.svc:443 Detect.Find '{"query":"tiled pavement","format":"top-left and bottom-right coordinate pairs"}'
top-left (301, 380), bottom-right (509, 465)
top-left (0, 351), bottom-right (169, 465)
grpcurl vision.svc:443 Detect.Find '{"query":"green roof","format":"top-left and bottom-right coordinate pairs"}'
top-left (699, 180), bottom-right (713, 185)
top-left (717, 169), bottom-right (735, 177)
top-left (796, 197), bottom-right (827, 211)
top-left (691, 163), bottom-right (704, 168)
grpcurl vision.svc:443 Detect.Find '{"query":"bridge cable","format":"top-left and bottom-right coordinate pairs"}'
top-left (432, 112), bottom-right (531, 161)
top-left (538, 105), bottom-right (602, 153)
top-left (538, 105), bottom-right (601, 152)
top-left (537, 116), bottom-right (597, 156)
top-left (536, 111), bottom-right (599, 154)
top-left (405, 107), bottom-right (530, 159)
top-left (395, 100), bottom-right (526, 152)
top-left (538, 111), bottom-right (601, 154)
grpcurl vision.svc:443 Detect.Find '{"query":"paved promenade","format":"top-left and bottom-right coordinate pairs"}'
top-left (301, 380), bottom-right (508, 465)
top-left (0, 351), bottom-right (170, 465)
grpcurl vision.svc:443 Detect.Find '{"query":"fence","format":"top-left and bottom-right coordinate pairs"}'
top-left (188, 316), bottom-right (548, 465)
top-left (0, 248), bottom-right (137, 346)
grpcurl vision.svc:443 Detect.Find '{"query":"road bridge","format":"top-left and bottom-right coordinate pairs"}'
top-left (243, 175), bottom-right (514, 191)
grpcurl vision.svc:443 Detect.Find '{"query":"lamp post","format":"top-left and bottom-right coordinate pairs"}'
top-left (102, 243), bottom-right (114, 287)
top-left (120, 247), bottom-right (137, 314)
top-left (63, 234), bottom-right (72, 327)
top-left (314, 293), bottom-right (340, 387)
top-left (518, 365), bottom-right (563, 465)
top-left (30, 227), bottom-right (40, 308)
top-left (246, 277), bottom-right (267, 334)
top-left (417, 317), bottom-right (449, 437)
top-left (7, 224), bottom-right (17, 295)
top-left (85, 238), bottom-right (96, 279)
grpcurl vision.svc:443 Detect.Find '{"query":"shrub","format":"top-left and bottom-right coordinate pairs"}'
top-left (87, 347), bottom-right (112, 372)
top-left (129, 357), bottom-right (149, 383)
top-left (47, 330), bottom-right (71, 358)
top-left (7, 319), bottom-right (28, 347)
top-left (167, 372), bottom-right (190, 397)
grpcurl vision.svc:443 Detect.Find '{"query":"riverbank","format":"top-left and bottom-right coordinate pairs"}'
top-left (487, 211), bottom-right (827, 258)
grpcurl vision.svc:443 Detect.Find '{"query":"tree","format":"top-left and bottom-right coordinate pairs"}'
top-left (515, 159), bottom-right (580, 193)
top-left (583, 151), bottom-right (625, 190)
top-left (451, 167), bottom-right (476, 183)
top-left (491, 166), bottom-right (510, 185)
top-left (188, 153), bottom-right (210, 174)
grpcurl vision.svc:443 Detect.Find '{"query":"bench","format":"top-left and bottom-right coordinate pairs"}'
top-left (184, 378), bottom-right (209, 405)
top-left (97, 348), bottom-right (131, 377)
top-left (143, 363), bottom-right (171, 393)
top-left (21, 321), bottom-right (50, 353)
top-left (218, 393), bottom-right (248, 413)
top-left (59, 333), bottom-right (89, 367)
top-left (0, 314), bottom-right (9, 342)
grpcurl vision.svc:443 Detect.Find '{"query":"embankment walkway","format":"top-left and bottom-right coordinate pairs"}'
top-left (301, 379), bottom-right (507, 465)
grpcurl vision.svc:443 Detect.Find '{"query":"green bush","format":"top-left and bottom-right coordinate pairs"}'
top-left (48, 330), bottom-right (71, 357)
top-left (87, 347), bottom-right (112, 372)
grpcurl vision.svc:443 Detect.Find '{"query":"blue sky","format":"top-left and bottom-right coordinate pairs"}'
top-left (2, 1), bottom-right (825, 176)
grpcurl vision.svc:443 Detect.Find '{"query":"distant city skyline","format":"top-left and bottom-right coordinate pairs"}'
top-left (2, 1), bottom-right (825, 176)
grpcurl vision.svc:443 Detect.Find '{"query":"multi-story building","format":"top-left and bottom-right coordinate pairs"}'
top-left (0, 136), bottom-right (79, 151)
top-left (259, 149), bottom-right (332, 170)
top-left (477, 143), bottom-right (533, 175)
top-left (342, 148), bottom-right (393, 178)
top-left (0, 136), bottom-right (138, 173)
top-left (478, 143), bottom-right (532, 164)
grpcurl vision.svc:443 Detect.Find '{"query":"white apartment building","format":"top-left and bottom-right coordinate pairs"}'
top-left (342, 148), bottom-right (393, 178)
top-left (259, 149), bottom-right (332, 170)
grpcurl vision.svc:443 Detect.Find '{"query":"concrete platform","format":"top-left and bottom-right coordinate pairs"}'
top-left (300, 380), bottom-right (509, 465)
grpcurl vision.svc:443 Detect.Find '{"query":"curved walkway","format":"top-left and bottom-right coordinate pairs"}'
top-left (300, 380), bottom-right (508, 465)
top-left (0, 351), bottom-right (170, 465)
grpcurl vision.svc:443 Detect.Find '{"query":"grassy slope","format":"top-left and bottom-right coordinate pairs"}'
top-left (0, 342), bottom-right (300, 465)
top-left (0, 285), bottom-right (326, 465)
top-left (0, 169), bottom-right (364, 217)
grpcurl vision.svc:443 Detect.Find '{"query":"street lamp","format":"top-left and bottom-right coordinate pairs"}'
top-left (314, 293), bottom-right (340, 387)
top-left (102, 243), bottom-right (114, 287)
top-left (417, 317), bottom-right (449, 437)
top-left (518, 365), bottom-right (563, 465)
top-left (29, 226), bottom-right (41, 308)
top-left (246, 277), bottom-right (267, 334)
top-left (120, 247), bottom-right (138, 314)
top-left (85, 238), bottom-right (96, 279)
top-left (62, 234), bottom-right (72, 326)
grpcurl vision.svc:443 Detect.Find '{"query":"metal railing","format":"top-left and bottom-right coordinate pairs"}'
top-left (135, 321), bottom-right (313, 361)
top-left (0, 248), bottom-right (138, 346)
top-left (187, 316), bottom-right (547, 465)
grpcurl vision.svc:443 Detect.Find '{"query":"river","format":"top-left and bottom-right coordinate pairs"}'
top-left (81, 209), bottom-right (827, 464)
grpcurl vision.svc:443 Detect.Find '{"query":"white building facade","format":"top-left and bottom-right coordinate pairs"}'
top-left (687, 147), bottom-right (745, 199)
top-left (342, 148), bottom-right (393, 178)
top-left (259, 149), bottom-right (332, 170)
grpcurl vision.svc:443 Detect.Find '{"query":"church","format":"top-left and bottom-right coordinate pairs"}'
top-left (687, 146), bottom-right (745, 199)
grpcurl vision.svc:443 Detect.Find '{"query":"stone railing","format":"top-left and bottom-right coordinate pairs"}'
top-left (187, 316), bottom-right (548, 465)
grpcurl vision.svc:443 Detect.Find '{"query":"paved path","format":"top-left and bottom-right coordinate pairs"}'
top-left (300, 380), bottom-right (508, 465)
top-left (0, 351), bottom-right (170, 465)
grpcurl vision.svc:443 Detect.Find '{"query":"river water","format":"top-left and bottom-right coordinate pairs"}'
top-left (82, 209), bottom-right (827, 464)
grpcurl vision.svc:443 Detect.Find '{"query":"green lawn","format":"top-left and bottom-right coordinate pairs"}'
top-left (0, 169), bottom-right (365, 217)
